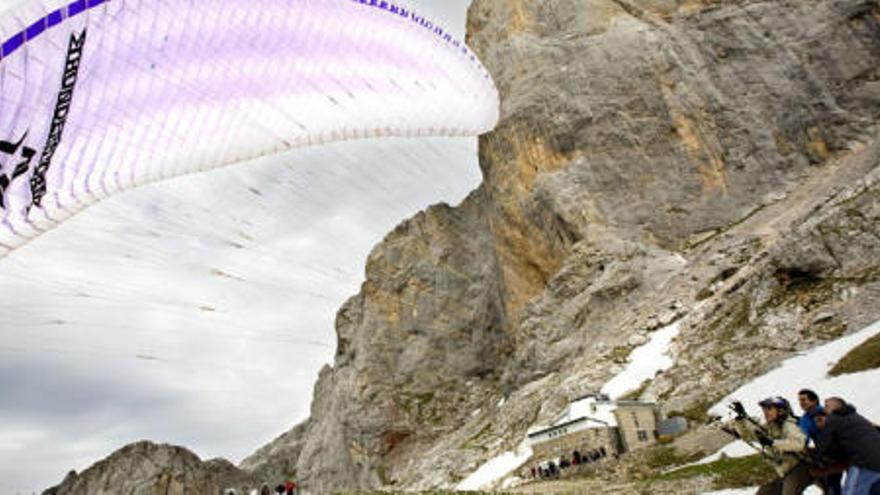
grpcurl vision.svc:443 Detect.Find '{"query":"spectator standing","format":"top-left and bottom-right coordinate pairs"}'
top-left (817, 398), bottom-right (880, 495)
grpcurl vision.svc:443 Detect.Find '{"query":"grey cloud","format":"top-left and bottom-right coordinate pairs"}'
top-left (0, 136), bottom-right (480, 494)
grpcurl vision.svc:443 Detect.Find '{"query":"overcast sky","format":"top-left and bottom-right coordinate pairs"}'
top-left (0, 1), bottom-right (477, 493)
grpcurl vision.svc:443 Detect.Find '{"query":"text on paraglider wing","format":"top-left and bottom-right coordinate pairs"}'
top-left (29, 30), bottom-right (87, 210)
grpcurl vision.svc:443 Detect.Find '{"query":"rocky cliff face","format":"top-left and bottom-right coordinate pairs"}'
top-left (242, 0), bottom-right (880, 491)
top-left (47, 0), bottom-right (880, 492)
top-left (242, 192), bottom-right (511, 488)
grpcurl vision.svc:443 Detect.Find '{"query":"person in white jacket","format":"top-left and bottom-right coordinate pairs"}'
top-left (730, 397), bottom-right (812, 495)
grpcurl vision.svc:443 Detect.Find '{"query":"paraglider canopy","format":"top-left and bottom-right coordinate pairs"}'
top-left (0, 0), bottom-right (499, 255)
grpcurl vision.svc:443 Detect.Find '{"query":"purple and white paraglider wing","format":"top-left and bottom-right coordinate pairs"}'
top-left (0, 0), bottom-right (499, 255)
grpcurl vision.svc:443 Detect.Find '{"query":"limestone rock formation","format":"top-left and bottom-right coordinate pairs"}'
top-left (46, 0), bottom-right (880, 492)
top-left (244, 0), bottom-right (879, 491)
top-left (43, 441), bottom-right (257, 495)
top-left (241, 191), bottom-right (512, 490)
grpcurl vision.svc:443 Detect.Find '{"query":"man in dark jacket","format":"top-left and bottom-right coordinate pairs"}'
top-left (816, 397), bottom-right (880, 495)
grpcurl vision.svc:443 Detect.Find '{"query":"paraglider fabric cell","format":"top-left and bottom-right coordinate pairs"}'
top-left (0, 0), bottom-right (499, 255)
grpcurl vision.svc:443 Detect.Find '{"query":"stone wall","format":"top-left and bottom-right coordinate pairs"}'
top-left (531, 426), bottom-right (619, 461)
top-left (615, 404), bottom-right (661, 453)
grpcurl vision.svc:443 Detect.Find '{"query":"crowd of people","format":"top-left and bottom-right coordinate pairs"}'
top-left (223, 480), bottom-right (298, 495)
top-left (529, 446), bottom-right (613, 479)
top-left (726, 389), bottom-right (880, 495)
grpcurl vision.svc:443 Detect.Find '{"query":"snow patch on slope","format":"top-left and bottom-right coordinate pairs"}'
top-left (602, 322), bottom-right (681, 399)
top-left (709, 319), bottom-right (880, 420)
top-left (456, 440), bottom-right (533, 491)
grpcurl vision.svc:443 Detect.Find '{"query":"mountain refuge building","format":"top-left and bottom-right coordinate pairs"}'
top-left (526, 394), bottom-right (665, 461)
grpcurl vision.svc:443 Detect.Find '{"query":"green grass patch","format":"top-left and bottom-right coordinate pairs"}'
top-left (610, 345), bottom-right (634, 364)
top-left (696, 286), bottom-right (714, 301)
top-left (666, 400), bottom-right (712, 423)
top-left (644, 446), bottom-right (705, 470)
top-left (649, 454), bottom-right (776, 490)
top-left (829, 332), bottom-right (880, 376)
top-left (393, 391), bottom-right (444, 425)
top-left (396, 391), bottom-right (436, 415)
top-left (459, 423), bottom-right (492, 451)
top-left (620, 379), bottom-right (652, 401)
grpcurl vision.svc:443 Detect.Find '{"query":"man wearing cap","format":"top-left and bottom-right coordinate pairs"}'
top-left (731, 396), bottom-right (812, 495)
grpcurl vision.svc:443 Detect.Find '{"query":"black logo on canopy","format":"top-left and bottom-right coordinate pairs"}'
top-left (0, 133), bottom-right (36, 209)
top-left (0, 30), bottom-right (87, 212)
top-left (30, 29), bottom-right (87, 210)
